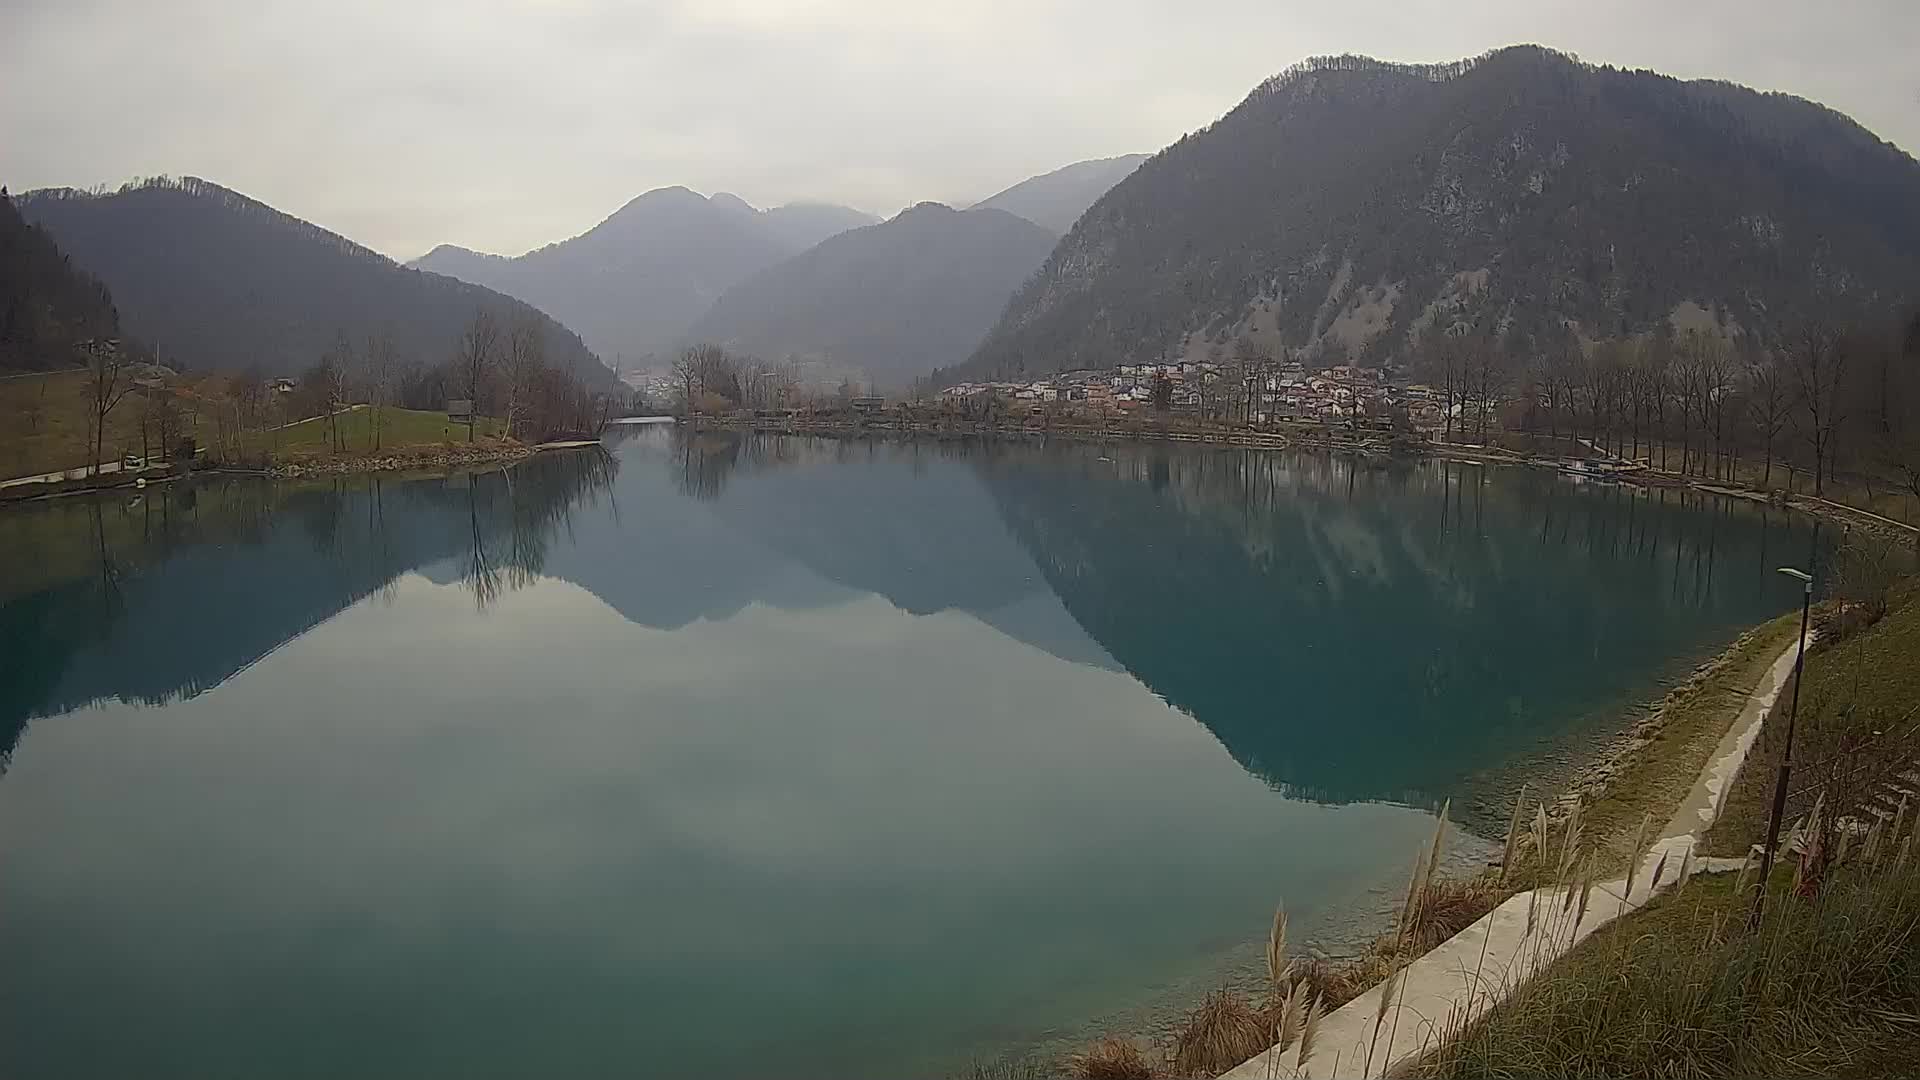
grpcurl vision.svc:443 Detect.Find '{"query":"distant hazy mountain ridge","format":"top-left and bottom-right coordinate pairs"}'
top-left (972, 154), bottom-right (1149, 233)
top-left (413, 188), bottom-right (877, 365)
top-left (18, 177), bottom-right (609, 382)
top-left (957, 47), bottom-right (1920, 382)
top-left (685, 203), bottom-right (1058, 391)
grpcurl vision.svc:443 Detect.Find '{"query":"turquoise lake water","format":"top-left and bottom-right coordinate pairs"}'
top-left (0, 426), bottom-right (1817, 1078)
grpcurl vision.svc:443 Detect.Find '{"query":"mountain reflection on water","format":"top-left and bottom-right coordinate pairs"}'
top-left (1, 426), bottom-right (1812, 807)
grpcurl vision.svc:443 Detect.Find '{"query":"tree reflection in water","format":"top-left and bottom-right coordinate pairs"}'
top-left (0, 447), bottom-right (619, 762)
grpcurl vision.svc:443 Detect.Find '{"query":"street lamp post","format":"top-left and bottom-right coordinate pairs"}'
top-left (1749, 555), bottom-right (1817, 929)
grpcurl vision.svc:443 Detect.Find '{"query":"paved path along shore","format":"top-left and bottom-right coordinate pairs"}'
top-left (1220, 635), bottom-right (1806, 1079)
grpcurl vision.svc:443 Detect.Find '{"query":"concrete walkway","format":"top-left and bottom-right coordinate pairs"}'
top-left (0, 458), bottom-right (146, 489)
top-left (1220, 635), bottom-right (1805, 1079)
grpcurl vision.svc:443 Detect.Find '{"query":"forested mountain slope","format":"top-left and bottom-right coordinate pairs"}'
top-left (972, 154), bottom-right (1149, 233)
top-left (956, 46), bottom-right (1920, 382)
top-left (18, 178), bottom-right (608, 382)
top-left (0, 190), bottom-right (119, 372)
top-left (413, 188), bottom-right (875, 364)
top-left (685, 203), bottom-right (1058, 391)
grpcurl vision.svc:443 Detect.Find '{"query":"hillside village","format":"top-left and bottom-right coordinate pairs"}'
top-left (939, 359), bottom-right (1446, 428)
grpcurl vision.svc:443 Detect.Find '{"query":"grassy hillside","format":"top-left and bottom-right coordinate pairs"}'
top-left (0, 370), bottom-right (184, 479)
top-left (1, 368), bottom-right (508, 481)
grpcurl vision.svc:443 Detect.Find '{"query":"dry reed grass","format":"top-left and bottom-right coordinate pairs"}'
top-left (1421, 791), bottom-right (1920, 1079)
top-left (952, 1058), bottom-right (1053, 1080)
top-left (1068, 1036), bottom-right (1155, 1080)
top-left (1167, 989), bottom-right (1271, 1077)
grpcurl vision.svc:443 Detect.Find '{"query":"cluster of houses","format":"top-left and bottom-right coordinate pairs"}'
top-left (939, 360), bottom-right (1453, 427)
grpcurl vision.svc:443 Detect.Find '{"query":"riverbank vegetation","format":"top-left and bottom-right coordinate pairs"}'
top-left (1, 308), bottom-right (635, 490)
top-left (1706, 558), bottom-right (1920, 858)
top-left (1415, 562), bottom-right (1920, 1078)
top-left (1571, 615), bottom-right (1803, 874)
top-left (1422, 822), bottom-right (1920, 1078)
top-left (1011, 552), bottom-right (1901, 1080)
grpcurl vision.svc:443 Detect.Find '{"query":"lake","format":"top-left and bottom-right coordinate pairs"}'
top-left (0, 427), bottom-right (1817, 1079)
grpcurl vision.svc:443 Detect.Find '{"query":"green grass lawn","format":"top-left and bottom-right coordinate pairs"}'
top-left (1426, 574), bottom-right (1920, 1079)
top-left (1, 368), bottom-right (515, 480)
top-left (1423, 857), bottom-right (1920, 1079)
top-left (1705, 577), bottom-right (1920, 857)
top-left (0, 370), bottom-right (215, 480)
top-left (246, 406), bottom-right (506, 460)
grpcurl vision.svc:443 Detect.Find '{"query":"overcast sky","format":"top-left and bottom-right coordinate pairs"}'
top-left (4, 0), bottom-right (1915, 260)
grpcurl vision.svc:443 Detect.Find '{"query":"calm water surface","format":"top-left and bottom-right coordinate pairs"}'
top-left (0, 427), bottom-right (1816, 1078)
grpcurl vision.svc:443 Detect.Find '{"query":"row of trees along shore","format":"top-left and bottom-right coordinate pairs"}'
top-left (1406, 312), bottom-right (1920, 502)
top-left (669, 342), bottom-right (874, 413)
top-left (72, 308), bottom-right (632, 471)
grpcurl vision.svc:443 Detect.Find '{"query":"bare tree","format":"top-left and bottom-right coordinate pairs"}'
top-left (322, 333), bottom-right (353, 453)
top-left (82, 337), bottom-right (133, 476)
top-left (671, 344), bottom-right (718, 417)
top-left (361, 332), bottom-right (398, 451)
top-left (501, 316), bottom-right (545, 440)
top-left (22, 376), bottom-right (49, 434)
top-left (1744, 351), bottom-right (1791, 489)
top-left (1465, 331), bottom-right (1509, 441)
top-left (1527, 352), bottom-right (1558, 439)
top-left (1640, 336), bottom-right (1672, 470)
top-left (1689, 332), bottom-right (1734, 480)
top-left (1789, 321), bottom-right (1847, 497)
top-left (153, 392), bottom-right (182, 462)
top-left (231, 365), bottom-right (266, 433)
top-left (456, 310), bottom-right (500, 442)
top-left (135, 387), bottom-right (155, 464)
top-left (683, 343), bottom-right (737, 415)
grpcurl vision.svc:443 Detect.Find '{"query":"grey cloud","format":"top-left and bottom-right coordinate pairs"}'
top-left (3, 0), bottom-right (1915, 259)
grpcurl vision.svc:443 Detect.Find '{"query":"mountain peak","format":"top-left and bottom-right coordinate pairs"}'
top-left (18, 179), bottom-right (610, 383)
top-left (959, 50), bottom-right (1920, 382)
top-left (412, 186), bottom-right (876, 361)
top-left (687, 196), bottom-right (1059, 391)
top-left (972, 154), bottom-right (1149, 232)
top-left (417, 242), bottom-right (500, 261)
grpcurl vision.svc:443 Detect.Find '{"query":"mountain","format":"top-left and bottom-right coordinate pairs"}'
top-left (413, 188), bottom-right (876, 365)
top-left (684, 203), bottom-right (1058, 390)
top-left (760, 202), bottom-right (882, 251)
top-left (16, 178), bottom-right (609, 383)
top-left (958, 47), bottom-right (1920, 382)
top-left (0, 189), bottom-right (120, 372)
top-left (971, 154), bottom-right (1149, 232)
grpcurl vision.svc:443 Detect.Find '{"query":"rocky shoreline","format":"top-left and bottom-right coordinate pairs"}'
top-left (1554, 624), bottom-right (1768, 812)
top-left (1456, 617), bottom-right (1790, 858)
top-left (265, 444), bottom-right (535, 479)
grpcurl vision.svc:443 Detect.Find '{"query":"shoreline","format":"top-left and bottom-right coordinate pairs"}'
top-left (985, 609), bottom-right (1803, 1078)
top-left (1219, 626), bottom-right (1807, 1079)
top-left (680, 415), bottom-right (1909, 539)
top-left (263, 443), bottom-right (535, 479)
top-left (0, 441), bottom-right (608, 505)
